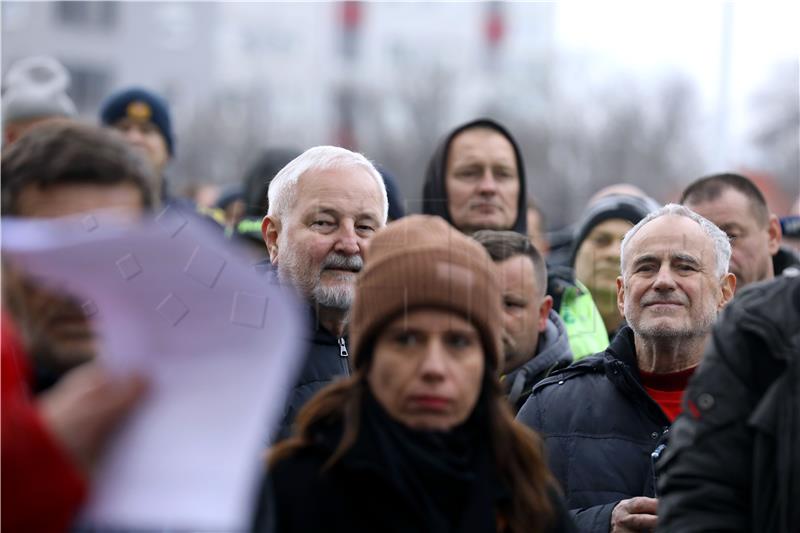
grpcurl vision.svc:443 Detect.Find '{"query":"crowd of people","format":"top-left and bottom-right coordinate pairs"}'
top-left (2, 55), bottom-right (799, 532)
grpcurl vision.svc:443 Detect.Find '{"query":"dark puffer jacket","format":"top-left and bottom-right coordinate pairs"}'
top-left (656, 275), bottom-right (800, 533)
top-left (273, 308), bottom-right (351, 441)
top-left (516, 327), bottom-right (670, 532)
top-left (421, 118), bottom-right (528, 235)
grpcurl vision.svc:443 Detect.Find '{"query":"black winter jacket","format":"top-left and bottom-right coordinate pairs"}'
top-left (656, 275), bottom-right (800, 533)
top-left (516, 327), bottom-right (670, 532)
top-left (259, 391), bottom-right (577, 533)
top-left (273, 308), bottom-right (350, 441)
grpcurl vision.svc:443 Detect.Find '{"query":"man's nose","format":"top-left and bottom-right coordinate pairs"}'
top-left (333, 221), bottom-right (360, 256)
top-left (653, 264), bottom-right (678, 289)
top-left (476, 169), bottom-right (499, 194)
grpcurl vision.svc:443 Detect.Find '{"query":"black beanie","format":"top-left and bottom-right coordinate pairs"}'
top-left (569, 194), bottom-right (660, 266)
top-left (100, 87), bottom-right (174, 156)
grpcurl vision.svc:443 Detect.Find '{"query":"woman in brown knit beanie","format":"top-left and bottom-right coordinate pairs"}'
top-left (259, 215), bottom-right (575, 533)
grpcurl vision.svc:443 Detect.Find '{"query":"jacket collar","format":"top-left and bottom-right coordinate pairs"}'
top-left (604, 325), bottom-right (639, 370)
top-left (504, 310), bottom-right (573, 388)
top-left (307, 305), bottom-right (346, 345)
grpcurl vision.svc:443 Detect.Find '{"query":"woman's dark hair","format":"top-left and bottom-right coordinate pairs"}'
top-left (270, 363), bottom-right (557, 533)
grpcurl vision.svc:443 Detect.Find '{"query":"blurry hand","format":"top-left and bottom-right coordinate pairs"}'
top-left (38, 363), bottom-right (147, 473)
top-left (611, 497), bottom-right (658, 533)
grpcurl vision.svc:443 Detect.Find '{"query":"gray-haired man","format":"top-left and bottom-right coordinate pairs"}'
top-left (517, 204), bottom-right (735, 533)
top-left (261, 145), bottom-right (388, 440)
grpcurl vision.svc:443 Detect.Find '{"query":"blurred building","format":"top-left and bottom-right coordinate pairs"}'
top-left (1, 1), bottom-right (217, 124)
top-left (2, 1), bottom-right (555, 195)
top-left (214, 2), bottom-right (556, 198)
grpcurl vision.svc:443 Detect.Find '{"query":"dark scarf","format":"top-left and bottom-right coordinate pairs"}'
top-left (340, 386), bottom-right (509, 533)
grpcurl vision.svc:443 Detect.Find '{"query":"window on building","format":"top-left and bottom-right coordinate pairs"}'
top-left (65, 65), bottom-right (111, 112)
top-left (53, 1), bottom-right (117, 29)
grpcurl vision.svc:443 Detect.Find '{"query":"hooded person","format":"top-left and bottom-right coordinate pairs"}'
top-left (422, 118), bottom-right (527, 235)
top-left (569, 193), bottom-right (660, 339)
top-left (422, 118), bottom-right (606, 360)
top-left (258, 215), bottom-right (575, 533)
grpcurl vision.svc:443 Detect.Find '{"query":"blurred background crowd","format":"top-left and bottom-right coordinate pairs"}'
top-left (2, 2), bottom-right (799, 532)
top-left (2, 1), bottom-right (798, 227)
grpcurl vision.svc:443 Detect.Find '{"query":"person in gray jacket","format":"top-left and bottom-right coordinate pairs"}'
top-left (473, 230), bottom-right (573, 412)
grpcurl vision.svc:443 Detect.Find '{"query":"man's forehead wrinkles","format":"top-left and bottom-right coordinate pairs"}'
top-left (632, 226), bottom-right (707, 247)
top-left (632, 247), bottom-right (702, 260)
top-left (301, 183), bottom-right (380, 199)
top-left (631, 252), bottom-right (659, 264)
top-left (453, 154), bottom-right (516, 165)
top-left (299, 198), bottom-right (381, 219)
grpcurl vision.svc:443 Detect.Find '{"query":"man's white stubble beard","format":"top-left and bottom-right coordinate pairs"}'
top-left (278, 245), bottom-right (359, 311)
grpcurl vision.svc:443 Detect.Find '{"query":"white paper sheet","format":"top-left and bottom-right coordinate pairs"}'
top-left (2, 209), bottom-right (307, 531)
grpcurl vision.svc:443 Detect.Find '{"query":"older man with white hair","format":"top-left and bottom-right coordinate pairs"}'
top-left (262, 145), bottom-right (388, 440)
top-left (517, 204), bottom-right (735, 533)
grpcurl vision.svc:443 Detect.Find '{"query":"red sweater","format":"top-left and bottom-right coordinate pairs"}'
top-left (639, 366), bottom-right (696, 422)
top-left (2, 313), bottom-right (88, 532)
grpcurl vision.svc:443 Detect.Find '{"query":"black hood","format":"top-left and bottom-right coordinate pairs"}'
top-left (421, 118), bottom-right (527, 235)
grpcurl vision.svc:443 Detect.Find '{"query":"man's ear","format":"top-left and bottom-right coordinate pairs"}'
top-left (616, 276), bottom-right (625, 318)
top-left (719, 272), bottom-right (736, 307)
top-left (262, 215), bottom-right (281, 265)
top-left (766, 213), bottom-right (782, 256)
top-left (538, 295), bottom-right (553, 333)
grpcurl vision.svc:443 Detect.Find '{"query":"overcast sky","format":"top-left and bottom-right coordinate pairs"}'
top-left (555, 1), bottom-right (799, 166)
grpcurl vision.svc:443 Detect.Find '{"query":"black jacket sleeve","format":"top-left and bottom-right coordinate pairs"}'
top-left (655, 301), bottom-right (776, 532)
top-left (656, 334), bottom-right (753, 531)
top-left (570, 502), bottom-right (616, 533)
top-left (519, 389), bottom-right (615, 533)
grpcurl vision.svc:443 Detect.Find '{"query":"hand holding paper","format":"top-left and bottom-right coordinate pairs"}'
top-left (2, 211), bottom-right (306, 531)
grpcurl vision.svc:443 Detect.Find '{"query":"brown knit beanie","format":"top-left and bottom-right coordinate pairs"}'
top-left (350, 215), bottom-right (503, 372)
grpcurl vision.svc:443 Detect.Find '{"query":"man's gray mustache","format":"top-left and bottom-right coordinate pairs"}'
top-left (321, 253), bottom-right (363, 272)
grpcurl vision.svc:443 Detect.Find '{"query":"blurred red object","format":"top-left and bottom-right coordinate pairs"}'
top-left (1, 311), bottom-right (87, 532)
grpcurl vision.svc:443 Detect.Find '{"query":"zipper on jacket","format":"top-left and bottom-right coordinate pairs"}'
top-left (650, 427), bottom-right (670, 497)
top-left (338, 337), bottom-right (351, 375)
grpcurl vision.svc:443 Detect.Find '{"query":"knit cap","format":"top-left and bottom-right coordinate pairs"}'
top-left (350, 215), bottom-right (503, 372)
top-left (569, 193), bottom-right (660, 266)
top-left (100, 87), bottom-right (174, 155)
top-left (2, 56), bottom-right (77, 125)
